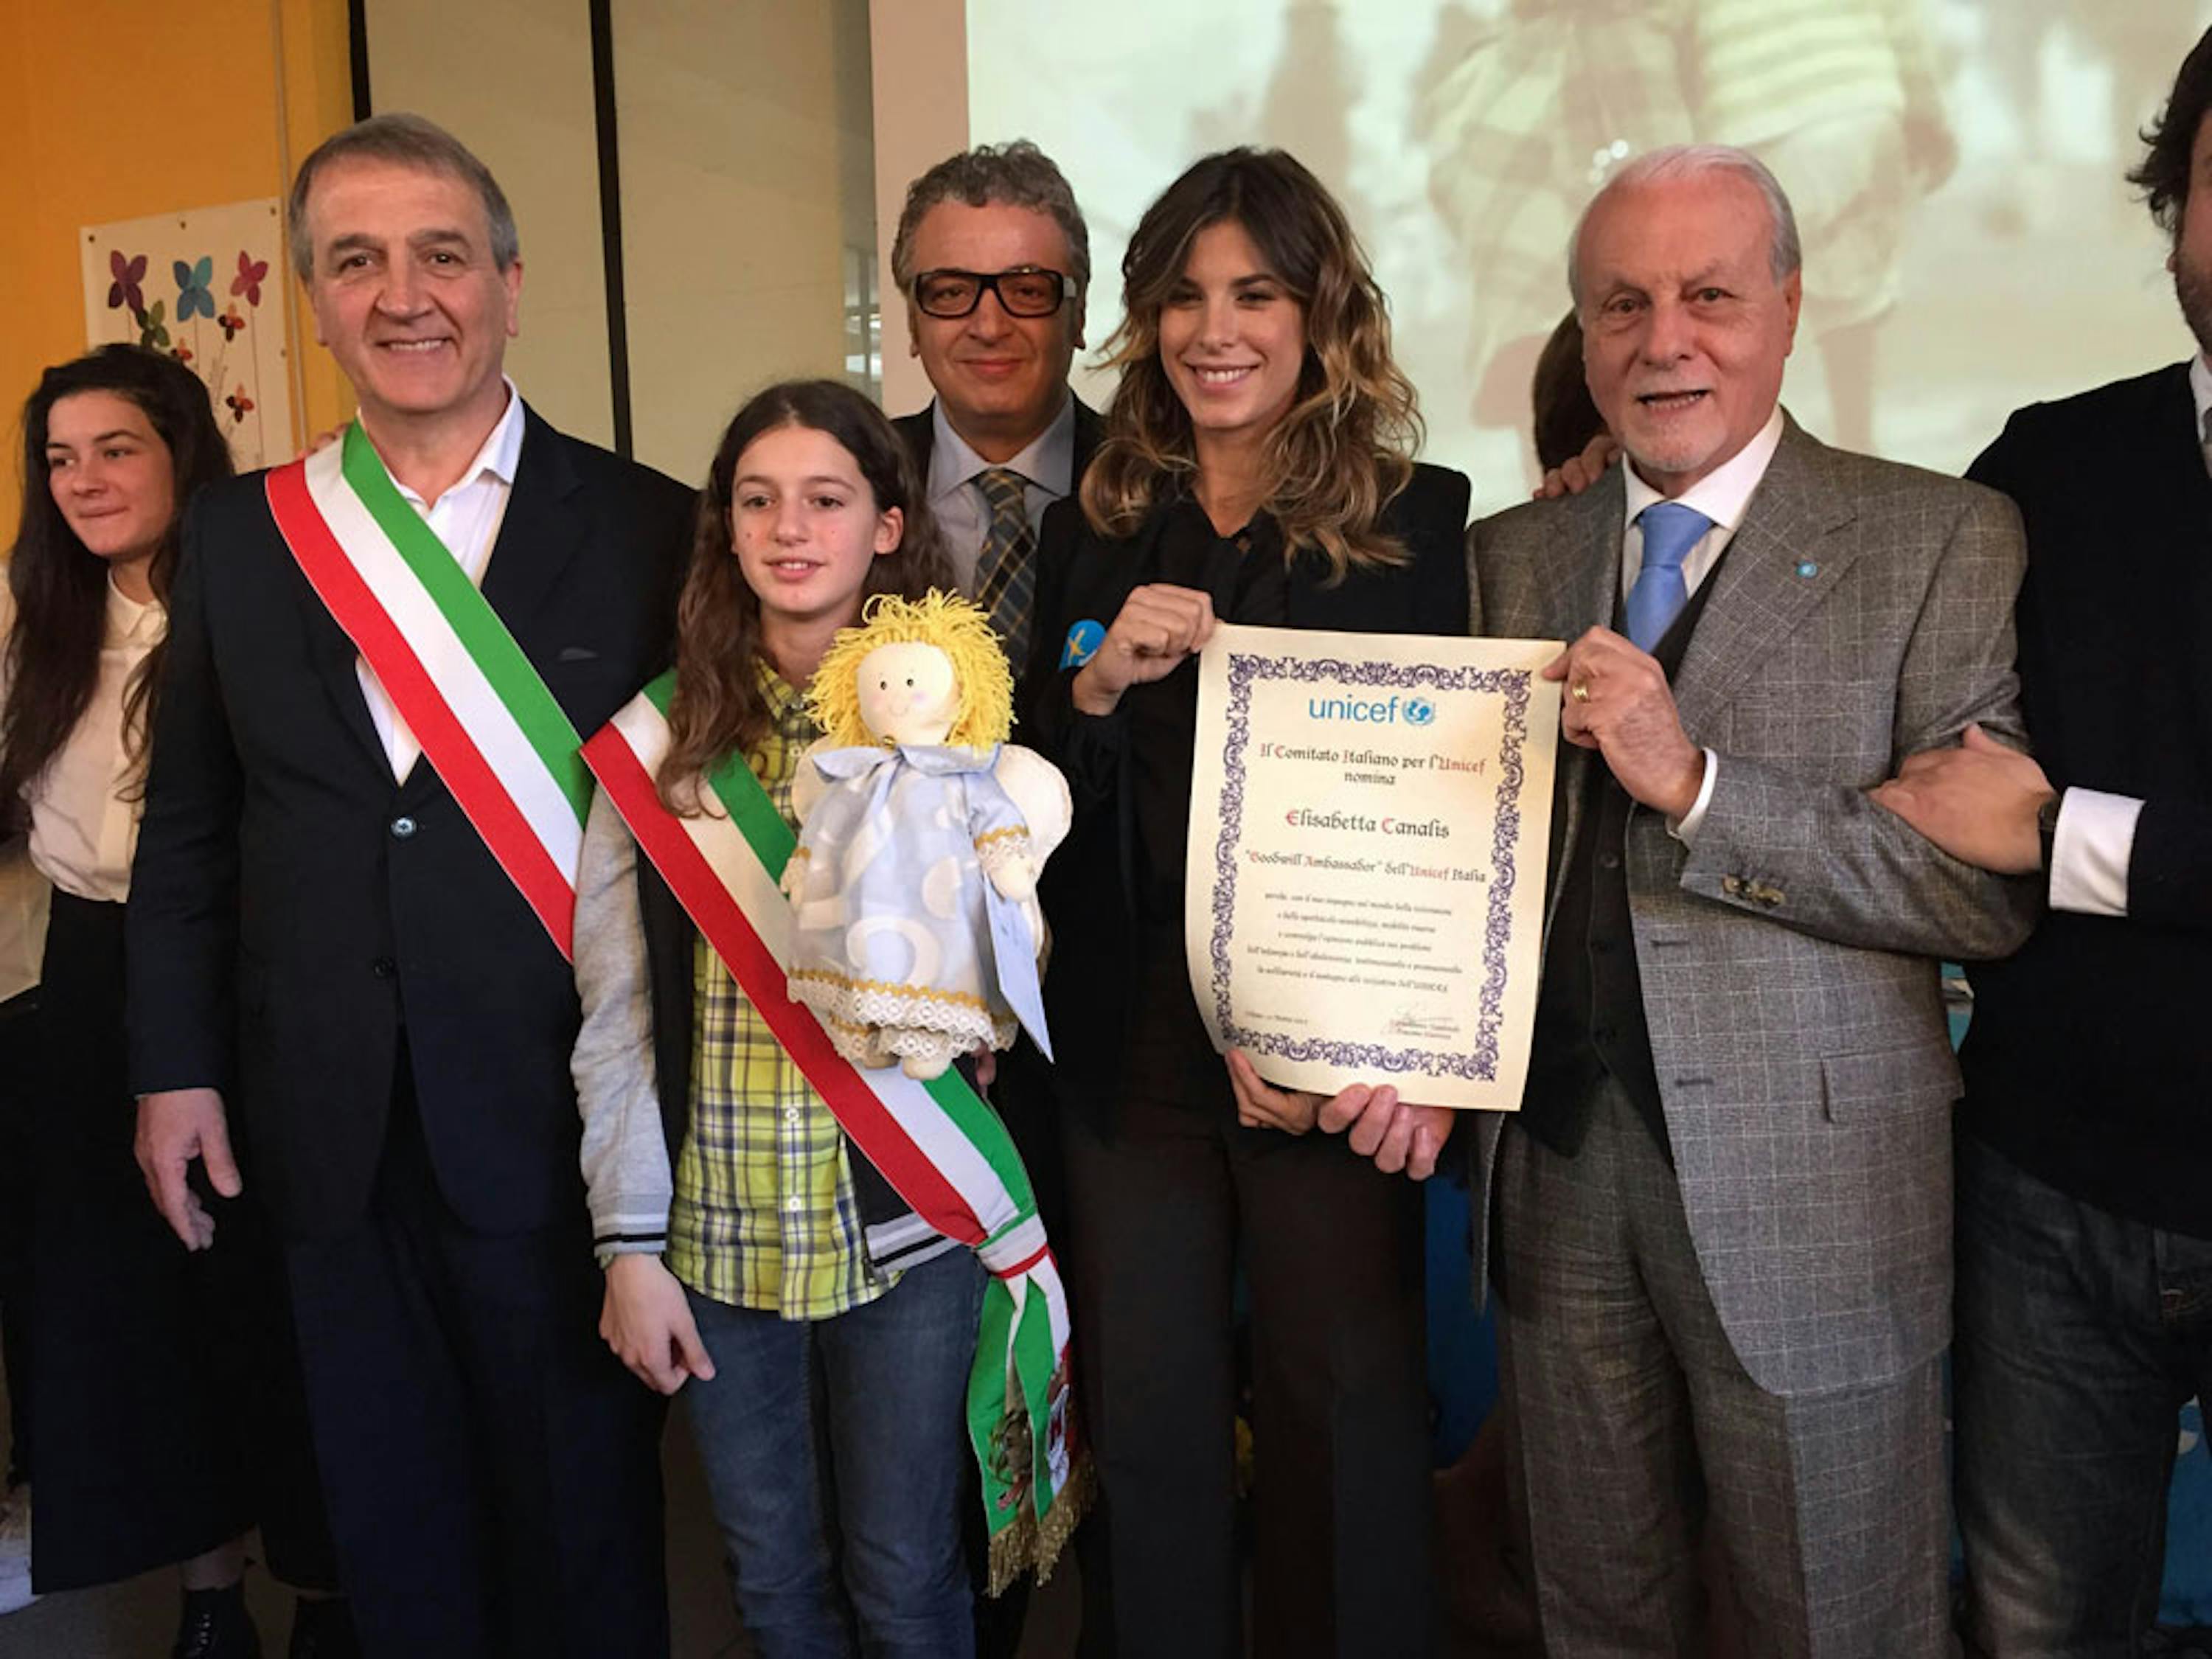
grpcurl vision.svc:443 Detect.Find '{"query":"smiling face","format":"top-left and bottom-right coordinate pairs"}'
top-left (905, 200), bottom-right (1081, 462)
top-left (855, 639), bottom-right (959, 746)
top-left (302, 156), bottom-right (522, 437)
top-left (728, 422), bottom-right (902, 636)
top-left (44, 391), bottom-right (177, 576)
top-left (1156, 218), bottom-right (1307, 459)
top-left (1576, 167), bottom-right (1800, 497)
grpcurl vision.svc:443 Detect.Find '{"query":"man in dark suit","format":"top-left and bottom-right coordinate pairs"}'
top-left (1457, 145), bottom-right (2037, 1658)
top-left (1871, 27), bottom-right (2212, 1655)
top-left (127, 114), bottom-right (691, 1658)
top-left (886, 140), bottom-right (1106, 1659)
top-left (887, 141), bottom-right (1103, 671)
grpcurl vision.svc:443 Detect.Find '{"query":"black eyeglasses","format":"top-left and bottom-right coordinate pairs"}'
top-left (911, 267), bottom-right (1070, 319)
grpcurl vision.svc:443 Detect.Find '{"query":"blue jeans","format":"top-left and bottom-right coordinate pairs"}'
top-left (683, 1248), bottom-right (983, 1659)
top-left (1955, 1131), bottom-right (2212, 1658)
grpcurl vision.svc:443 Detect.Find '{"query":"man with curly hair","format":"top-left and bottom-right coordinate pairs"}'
top-left (1871, 24), bottom-right (2212, 1655)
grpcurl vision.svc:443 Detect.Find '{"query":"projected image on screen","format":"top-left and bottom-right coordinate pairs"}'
top-left (969, 0), bottom-right (2196, 509)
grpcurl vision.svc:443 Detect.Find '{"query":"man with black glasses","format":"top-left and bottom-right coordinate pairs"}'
top-left (887, 140), bottom-right (1107, 1659)
top-left (888, 141), bottom-right (1102, 675)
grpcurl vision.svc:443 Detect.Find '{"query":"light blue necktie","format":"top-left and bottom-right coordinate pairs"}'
top-left (1626, 501), bottom-right (1713, 653)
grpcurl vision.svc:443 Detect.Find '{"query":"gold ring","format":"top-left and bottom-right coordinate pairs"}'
top-left (1570, 681), bottom-right (1592, 704)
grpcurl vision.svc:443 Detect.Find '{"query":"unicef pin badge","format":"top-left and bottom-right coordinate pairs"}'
top-left (1061, 619), bottom-right (1106, 669)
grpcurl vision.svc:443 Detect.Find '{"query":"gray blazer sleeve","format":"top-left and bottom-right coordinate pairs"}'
top-left (571, 786), bottom-right (675, 1257)
top-left (1682, 484), bottom-right (2041, 961)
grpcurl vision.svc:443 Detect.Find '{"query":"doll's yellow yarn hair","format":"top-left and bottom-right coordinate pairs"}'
top-left (805, 590), bottom-right (1016, 750)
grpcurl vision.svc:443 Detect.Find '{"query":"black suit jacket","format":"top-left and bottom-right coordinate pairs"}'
top-left (128, 406), bottom-right (694, 1241)
top-left (1960, 361), bottom-right (2212, 1233)
top-left (1020, 464), bottom-right (1472, 1116)
top-left (891, 396), bottom-right (1104, 495)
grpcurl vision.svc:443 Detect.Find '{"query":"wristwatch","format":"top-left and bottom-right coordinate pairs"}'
top-left (2035, 791), bottom-right (2062, 874)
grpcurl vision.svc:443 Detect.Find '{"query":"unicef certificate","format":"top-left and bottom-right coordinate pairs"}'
top-left (1186, 624), bottom-right (1561, 1111)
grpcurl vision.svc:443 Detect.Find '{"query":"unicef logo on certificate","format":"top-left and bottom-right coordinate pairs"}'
top-left (1404, 696), bottom-right (1436, 727)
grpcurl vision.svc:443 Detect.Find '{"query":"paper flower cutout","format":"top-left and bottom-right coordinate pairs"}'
top-left (232, 251), bottom-right (268, 307)
top-left (108, 251), bottom-right (147, 313)
top-left (175, 256), bottom-right (215, 321)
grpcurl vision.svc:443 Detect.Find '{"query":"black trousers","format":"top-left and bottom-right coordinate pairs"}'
top-left (283, 1065), bottom-right (667, 1658)
top-left (1062, 1093), bottom-right (1436, 1659)
top-left (31, 891), bottom-right (334, 1593)
top-left (0, 984), bottom-right (38, 1489)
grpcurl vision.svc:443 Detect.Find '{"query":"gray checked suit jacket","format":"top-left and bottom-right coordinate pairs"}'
top-left (1467, 416), bottom-right (2039, 1397)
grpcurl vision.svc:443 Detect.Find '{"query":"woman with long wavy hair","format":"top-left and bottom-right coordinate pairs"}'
top-left (3, 345), bottom-right (338, 1657)
top-left (1021, 148), bottom-right (1470, 1658)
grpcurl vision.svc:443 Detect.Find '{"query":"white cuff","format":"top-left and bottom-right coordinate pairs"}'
top-left (1669, 749), bottom-right (1719, 842)
top-left (2048, 787), bottom-right (2141, 917)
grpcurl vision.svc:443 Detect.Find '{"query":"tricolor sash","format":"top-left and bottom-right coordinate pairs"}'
top-left (266, 425), bottom-right (590, 957)
top-left (582, 676), bottom-right (1090, 1588)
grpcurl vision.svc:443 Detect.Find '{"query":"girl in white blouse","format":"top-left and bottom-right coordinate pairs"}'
top-left (2, 346), bottom-right (340, 1658)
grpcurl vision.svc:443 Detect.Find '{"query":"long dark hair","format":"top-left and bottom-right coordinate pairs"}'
top-left (658, 379), bottom-right (954, 812)
top-left (1082, 147), bottom-right (1422, 577)
top-left (2, 344), bottom-right (232, 816)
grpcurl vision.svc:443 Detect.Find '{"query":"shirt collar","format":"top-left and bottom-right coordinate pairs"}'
top-left (105, 573), bottom-right (162, 645)
top-left (2190, 354), bottom-right (2212, 458)
top-left (926, 393), bottom-right (1077, 506)
top-left (389, 377), bottom-right (526, 509)
top-left (756, 658), bottom-right (821, 741)
top-left (1622, 405), bottom-right (1786, 533)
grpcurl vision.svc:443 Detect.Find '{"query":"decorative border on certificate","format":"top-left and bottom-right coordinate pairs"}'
top-left (1207, 652), bottom-right (1531, 1081)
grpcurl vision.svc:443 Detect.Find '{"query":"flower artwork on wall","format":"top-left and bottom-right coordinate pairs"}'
top-left (80, 199), bottom-right (295, 471)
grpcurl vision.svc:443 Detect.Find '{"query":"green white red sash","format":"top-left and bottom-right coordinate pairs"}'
top-left (582, 676), bottom-right (1089, 1587)
top-left (266, 425), bottom-right (589, 958)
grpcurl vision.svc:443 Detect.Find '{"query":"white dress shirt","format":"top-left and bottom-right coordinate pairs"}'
top-left (358, 381), bottom-right (526, 780)
top-left (2032, 366), bottom-right (2208, 918)
top-left (20, 578), bottom-right (165, 902)
top-left (925, 395), bottom-right (1078, 593)
top-left (1618, 406), bottom-right (1787, 839)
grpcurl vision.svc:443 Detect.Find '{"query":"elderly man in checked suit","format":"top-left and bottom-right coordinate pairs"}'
top-left (1424, 145), bottom-right (2038, 1658)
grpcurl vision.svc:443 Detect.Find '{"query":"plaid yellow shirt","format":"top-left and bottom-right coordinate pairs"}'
top-left (666, 669), bottom-right (891, 1320)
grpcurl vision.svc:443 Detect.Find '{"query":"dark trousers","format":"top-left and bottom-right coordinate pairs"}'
top-left (31, 892), bottom-right (333, 1594)
top-left (1954, 1130), bottom-right (2212, 1658)
top-left (1495, 1085), bottom-right (1948, 1659)
top-left (0, 986), bottom-right (36, 1489)
top-left (283, 1074), bottom-right (667, 1658)
top-left (1062, 1093), bottom-right (1435, 1659)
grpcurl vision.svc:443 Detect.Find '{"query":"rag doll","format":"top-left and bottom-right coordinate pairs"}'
top-left (782, 591), bottom-right (1071, 1079)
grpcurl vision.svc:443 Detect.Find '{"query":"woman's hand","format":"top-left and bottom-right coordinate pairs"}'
top-left (1226, 1048), bottom-right (1402, 1139)
top-left (1071, 584), bottom-right (1217, 716)
top-left (599, 1253), bottom-right (716, 1395)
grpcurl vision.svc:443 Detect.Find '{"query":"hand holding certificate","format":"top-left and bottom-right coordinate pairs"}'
top-left (1186, 624), bottom-right (1562, 1111)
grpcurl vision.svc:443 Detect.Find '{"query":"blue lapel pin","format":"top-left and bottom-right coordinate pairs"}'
top-left (1795, 560), bottom-right (1819, 578)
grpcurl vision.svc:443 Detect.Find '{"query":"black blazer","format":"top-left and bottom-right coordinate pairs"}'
top-left (127, 407), bottom-right (694, 1241)
top-left (1959, 361), bottom-right (2212, 1233)
top-left (892, 396), bottom-right (1105, 493)
top-left (1020, 463), bottom-right (1472, 1114)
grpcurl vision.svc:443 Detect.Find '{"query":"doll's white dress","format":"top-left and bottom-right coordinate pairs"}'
top-left (785, 742), bottom-right (1042, 1065)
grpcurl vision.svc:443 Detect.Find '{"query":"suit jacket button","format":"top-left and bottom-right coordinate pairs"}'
top-left (371, 956), bottom-right (397, 979)
top-left (1599, 851), bottom-right (1622, 871)
top-left (391, 815), bottom-right (418, 839)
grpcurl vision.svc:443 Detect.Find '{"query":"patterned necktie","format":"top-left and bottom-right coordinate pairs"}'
top-left (973, 468), bottom-right (1037, 671)
top-left (1626, 501), bottom-right (1713, 653)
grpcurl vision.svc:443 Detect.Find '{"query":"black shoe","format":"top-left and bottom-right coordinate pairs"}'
top-left (172, 1583), bottom-right (261, 1659)
top-left (288, 1596), bottom-right (361, 1659)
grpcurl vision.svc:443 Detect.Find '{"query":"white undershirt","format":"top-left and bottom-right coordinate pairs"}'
top-left (356, 380), bottom-right (526, 780)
